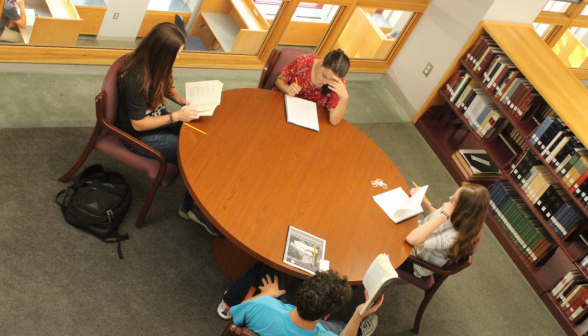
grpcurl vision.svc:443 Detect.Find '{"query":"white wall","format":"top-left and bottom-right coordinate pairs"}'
top-left (384, 0), bottom-right (494, 118)
top-left (483, 0), bottom-right (546, 23)
top-left (97, 0), bottom-right (151, 41)
top-left (384, 0), bottom-right (546, 120)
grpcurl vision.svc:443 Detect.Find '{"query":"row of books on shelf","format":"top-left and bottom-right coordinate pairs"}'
top-left (531, 117), bottom-right (588, 208)
top-left (500, 123), bottom-right (531, 155)
top-left (444, 71), bottom-right (506, 138)
top-left (552, 271), bottom-right (588, 323)
top-left (489, 181), bottom-right (554, 263)
top-left (463, 35), bottom-right (551, 120)
top-left (511, 151), bottom-right (587, 238)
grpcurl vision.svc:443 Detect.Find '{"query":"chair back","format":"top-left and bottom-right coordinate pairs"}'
top-left (221, 322), bottom-right (259, 336)
top-left (259, 48), bottom-right (310, 90)
top-left (175, 14), bottom-right (187, 37)
top-left (101, 54), bottom-right (129, 126)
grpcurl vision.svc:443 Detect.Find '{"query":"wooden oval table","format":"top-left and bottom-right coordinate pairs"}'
top-left (178, 88), bottom-right (417, 285)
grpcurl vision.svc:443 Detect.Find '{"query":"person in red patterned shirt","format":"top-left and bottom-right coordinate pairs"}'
top-left (274, 49), bottom-right (350, 126)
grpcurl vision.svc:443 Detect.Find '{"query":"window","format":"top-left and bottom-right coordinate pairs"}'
top-left (334, 7), bottom-right (415, 60)
top-left (543, 1), bottom-right (572, 13)
top-left (552, 27), bottom-right (588, 69)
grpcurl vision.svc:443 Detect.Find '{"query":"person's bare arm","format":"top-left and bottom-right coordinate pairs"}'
top-left (327, 77), bottom-right (348, 126)
top-left (12, 0), bottom-right (27, 29)
top-left (130, 107), bottom-right (199, 132)
top-left (276, 74), bottom-right (300, 96)
top-left (167, 87), bottom-right (188, 106)
top-left (405, 202), bottom-right (455, 247)
top-left (340, 292), bottom-right (384, 336)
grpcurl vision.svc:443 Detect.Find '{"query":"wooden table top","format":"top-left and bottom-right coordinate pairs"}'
top-left (178, 88), bottom-right (416, 284)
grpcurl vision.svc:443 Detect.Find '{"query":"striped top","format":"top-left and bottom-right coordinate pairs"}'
top-left (411, 208), bottom-right (458, 278)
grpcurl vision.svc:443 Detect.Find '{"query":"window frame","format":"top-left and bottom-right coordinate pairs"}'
top-left (0, 0), bottom-right (429, 74)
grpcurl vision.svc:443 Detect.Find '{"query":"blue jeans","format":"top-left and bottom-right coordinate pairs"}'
top-left (223, 262), bottom-right (361, 336)
top-left (123, 121), bottom-right (195, 211)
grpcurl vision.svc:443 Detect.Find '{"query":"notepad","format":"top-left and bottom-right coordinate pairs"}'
top-left (284, 95), bottom-right (319, 132)
top-left (184, 80), bottom-right (223, 116)
top-left (373, 185), bottom-right (429, 223)
top-left (360, 254), bottom-right (398, 315)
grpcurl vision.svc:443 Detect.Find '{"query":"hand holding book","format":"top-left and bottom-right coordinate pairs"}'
top-left (356, 290), bottom-right (385, 318)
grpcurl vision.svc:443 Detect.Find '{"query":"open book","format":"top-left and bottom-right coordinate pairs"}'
top-left (184, 80), bottom-right (223, 116)
top-left (284, 95), bottom-right (319, 132)
top-left (360, 254), bottom-right (398, 315)
top-left (373, 185), bottom-right (429, 223)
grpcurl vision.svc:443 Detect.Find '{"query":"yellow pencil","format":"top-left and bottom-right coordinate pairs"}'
top-left (295, 78), bottom-right (298, 86)
top-left (412, 181), bottom-right (431, 204)
top-left (311, 244), bottom-right (317, 266)
top-left (184, 122), bottom-right (207, 135)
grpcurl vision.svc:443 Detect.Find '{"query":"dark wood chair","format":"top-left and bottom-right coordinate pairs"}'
top-left (396, 229), bottom-right (483, 334)
top-left (221, 322), bottom-right (259, 336)
top-left (58, 55), bottom-right (179, 229)
top-left (258, 47), bottom-right (311, 90)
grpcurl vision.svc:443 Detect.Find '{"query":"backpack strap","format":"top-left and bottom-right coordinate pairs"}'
top-left (72, 164), bottom-right (106, 189)
top-left (55, 187), bottom-right (73, 214)
top-left (98, 232), bottom-right (130, 259)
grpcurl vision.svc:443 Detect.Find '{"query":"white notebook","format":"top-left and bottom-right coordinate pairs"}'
top-left (184, 80), bottom-right (223, 116)
top-left (373, 186), bottom-right (428, 223)
top-left (284, 95), bottom-right (319, 132)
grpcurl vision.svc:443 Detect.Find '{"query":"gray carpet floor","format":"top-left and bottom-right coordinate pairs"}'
top-left (0, 63), bottom-right (567, 335)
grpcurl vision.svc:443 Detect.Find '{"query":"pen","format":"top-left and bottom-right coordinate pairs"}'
top-left (412, 181), bottom-right (431, 204)
top-left (184, 122), bottom-right (207, 135)
top-left (311, 244), bottom-right (317, 266)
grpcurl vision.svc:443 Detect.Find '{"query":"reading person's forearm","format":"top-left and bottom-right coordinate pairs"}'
top-left (339, 312), bottom-right (362, 336)
top-left (329, 99), bottom-right (346, 126)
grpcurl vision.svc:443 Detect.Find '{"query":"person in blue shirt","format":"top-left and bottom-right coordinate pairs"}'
top-left (217, 262), bottom-right (384, 336)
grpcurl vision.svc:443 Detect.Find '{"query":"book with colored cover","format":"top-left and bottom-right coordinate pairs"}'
top-left (359, 254), bottom-right (398, 315)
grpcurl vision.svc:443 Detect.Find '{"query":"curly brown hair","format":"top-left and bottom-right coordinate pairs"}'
top-left (296, 270), bottom-right (353, 321)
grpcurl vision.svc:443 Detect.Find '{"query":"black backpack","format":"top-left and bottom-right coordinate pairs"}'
top-left (56, 164), bottom-right (131, 259)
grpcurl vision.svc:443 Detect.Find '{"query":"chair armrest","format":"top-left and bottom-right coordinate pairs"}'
top-left (406, 255), bottom-right (472, 276)
top-left (95, 91), bottom-right (167, 166)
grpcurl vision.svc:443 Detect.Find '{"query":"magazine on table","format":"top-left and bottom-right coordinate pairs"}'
top-left (283, 226), bottom-right (326, 275)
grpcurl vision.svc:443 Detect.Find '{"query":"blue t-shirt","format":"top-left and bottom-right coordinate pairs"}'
top-left (231, 296), bottom-right (336, 336)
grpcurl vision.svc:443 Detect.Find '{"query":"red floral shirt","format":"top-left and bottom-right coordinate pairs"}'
top-left (273, 54), bottom-right (346, 110)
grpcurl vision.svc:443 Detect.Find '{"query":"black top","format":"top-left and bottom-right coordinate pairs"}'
top-left (117, 69), bottom-right (168, 138)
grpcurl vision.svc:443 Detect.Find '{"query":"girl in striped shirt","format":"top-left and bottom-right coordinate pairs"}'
top-left (401, 183), bottom-right (490, 277)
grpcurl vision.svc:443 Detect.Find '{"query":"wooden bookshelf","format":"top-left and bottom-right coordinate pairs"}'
top-left (414, 21), bottom-right (588, 336)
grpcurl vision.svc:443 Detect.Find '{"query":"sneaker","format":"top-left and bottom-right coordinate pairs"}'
top-left (359, 314), bottom-right (378, 336)
top-left (217, 300), bottom-right (232, 320)
top-left (178, 206), bottom-right (224, 237)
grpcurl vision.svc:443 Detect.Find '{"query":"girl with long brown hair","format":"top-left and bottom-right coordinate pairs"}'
top-left (401, 183), bottom-right (490, 277)
top-left (117, 22), bottom-right (221, 237)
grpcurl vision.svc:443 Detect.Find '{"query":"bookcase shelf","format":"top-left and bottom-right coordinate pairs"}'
top-left (459, 57), bottom-right (588, 222)
top-left (415, 110), bottom-right (501, 188)
top-left (502, 168), bottom-right (588, 261)
top-left (414, 21), bottom-right (588, 336)
top-left (458, 58), bottom-right (540, 138)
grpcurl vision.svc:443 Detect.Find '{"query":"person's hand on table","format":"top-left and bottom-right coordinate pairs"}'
top-left (327, 76), bottom-right (348, 101)
top-left (259, 274), bottom-right (286, 299)
top-left (175, 106), bottom-right (200, 122)
top-left (287, 82), bottom-right (301, 97)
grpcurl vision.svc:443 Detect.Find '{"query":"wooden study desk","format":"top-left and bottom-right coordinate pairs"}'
top-left (178, 89), bottom-right (416, 285)
top-left (19, 0), bottom-right (82, 46)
